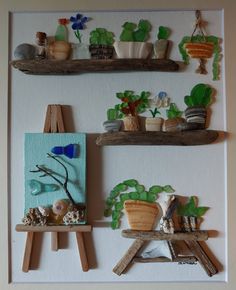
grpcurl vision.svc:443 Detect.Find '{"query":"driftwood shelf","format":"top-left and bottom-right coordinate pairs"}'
top-left (11, 59), bottom-right (179, 75)
top-left (96, 130), bottom-right (219, 146)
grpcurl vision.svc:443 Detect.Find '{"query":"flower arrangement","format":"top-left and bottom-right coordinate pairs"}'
top-left (70, 12), bottom-right (89, 43)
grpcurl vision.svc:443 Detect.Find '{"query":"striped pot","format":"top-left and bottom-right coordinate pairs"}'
top-left (185, 106), bottom-right (207, 129)
top-left (184, 42), bottom-right (214, 59)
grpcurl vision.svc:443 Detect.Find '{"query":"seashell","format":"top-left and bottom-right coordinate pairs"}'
top-left (14, 43), bottom-right (37, 60)
top-left (52, 199), bottom-right (69, 216)
top-left (63, 209), bottom-right (85, 225)
top-left (22, 207), bottom-right (48, 226)
top-left (48, 40), bottom-right (71, 60)
top-left (38, 206), bottom-right (50, 217)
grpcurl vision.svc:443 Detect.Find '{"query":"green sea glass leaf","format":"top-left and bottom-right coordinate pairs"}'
top-left (115, 202), bottom-right (123, 211)
top-left (104, 208), bottom-right (112, 217)
top-left (139, 191), bottom-right (148, 201)
top-left (129, 191), bottom-right (140, 200)
top-left (149, 185), bottom-right (163, 194)
top-left (123, 179), bottom-right (138, 187)
top-left (111, 219), bottom-right (119, 229)
top-left (113, 183), bottom-right (127, 193)
top-left (135, 184), bottom-right (145, 193)
top-left (163, 185), bottom-right (175, 193)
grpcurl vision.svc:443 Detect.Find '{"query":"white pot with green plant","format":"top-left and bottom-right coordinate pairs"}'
top-left (114, 20), bottom-right (153, 59)
top-left (103, 108), bottom-right (123, 132)
top-left (89, 28), bottom-right (115, 59)
top-left (104, 179), bottom-right (175, 230)
top-left (153, 26), bottom-right (171, 59)
top-left (145, 108), bottom-right (164, 131)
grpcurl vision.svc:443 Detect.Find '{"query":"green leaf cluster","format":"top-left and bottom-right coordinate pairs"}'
top-left (166, 103), bottom-right (182, 119)
top-left (178, 35), bottom-right (221, 80)
top-left (149, 108), bottom-right (161, 118)
top-left (104, 179), bottom-right (175, 229)
top-left (120, 20), bottom-right (151, 42)
top-left (157, 26), bottom-right (170, 40)
top-left (177, 196), bottom-right (209, 217)
top-left (184, 83), bottom-right (213, 108)
top-left (90, 28), bottom-right (114, 45)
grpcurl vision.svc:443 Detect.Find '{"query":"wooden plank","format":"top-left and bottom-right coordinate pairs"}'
top-left (96, 130), bottom-right (219, 146)
top-left (76, 232), bottom-right (89, 272)
top-left (56, 105), bottom-right (65, 133)
top-left (133, 256), bottom-right (197, 263)
top-left (43, 105), bottom-right (51, 133)
top-left (122, 230), bottom-right (208, 241)
top-left (16, 224), bottom-right (92, 232)
top-left (185, 240), bottom-right (218, 277)
top-left (10, 59), bottom-right (179, 75)
top-left (113, 239), bottom-right (146, 275)
top-left (22, 232), bottom-right (34, 272)
top-left (51, 232), bottom-right (59, 251)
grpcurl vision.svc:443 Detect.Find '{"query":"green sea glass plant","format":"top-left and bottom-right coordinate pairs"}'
top-left (149, 108), bottom-right (161, 118)
top-left (184, 83), bottom-right (213, 108)
top-left (157, 26), bottom-right (170, 40)
top-left (104, 179), bottom-right (175, 229)
top-left (120, 20), bottom-right (151, 42)
top-left (89, 28), bottom-right (114, 45)
top-left (166, 103), bottom-right (183, 119)
top-left (177, 196), bottom-right (209, 217)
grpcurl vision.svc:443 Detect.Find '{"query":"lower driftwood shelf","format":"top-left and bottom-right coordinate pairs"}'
top-left (16, 224), bottom-right (92, 272)
top-left (96, 130), bottom-right (219, 146)
top-left (113, 230), bottom-right (218, 277)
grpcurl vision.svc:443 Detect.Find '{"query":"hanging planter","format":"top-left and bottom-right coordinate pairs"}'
top-left (178, 10), bottom-right (221, 80)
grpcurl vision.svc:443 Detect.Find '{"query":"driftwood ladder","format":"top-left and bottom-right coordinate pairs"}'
top-left (113, 229), bottom-right (218, 277)
top-left (15, 104), bottom-right (92, 272)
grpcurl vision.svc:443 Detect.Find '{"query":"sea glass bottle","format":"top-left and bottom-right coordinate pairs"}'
top-left (51, 144), bottom-right (79, 159)
top-left (55, 18), bottom-right (69, 41)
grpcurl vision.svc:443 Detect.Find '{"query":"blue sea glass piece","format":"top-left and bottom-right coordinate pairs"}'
top-left (51, 143), bottom-right (79, 159)
top-left (28, 179), bottom-right (59, 195)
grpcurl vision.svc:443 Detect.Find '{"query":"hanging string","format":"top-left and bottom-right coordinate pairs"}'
top-left (191, 10), bottom-right (206, 42)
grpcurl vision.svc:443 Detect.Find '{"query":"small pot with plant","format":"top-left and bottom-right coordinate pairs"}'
top-left (89, 28), bottom-right (115, 59)
top-left (145, 108), bottom-right (164, 131)
top-left (177, 196), bottom-right (209, 232)
top-left (114, 90), bottom-right (150, 131)
top-left (103, 108), bottom-right (123, 132)
top-left (153, 26), bottom-right (171, 59)
top-left (163, 103), bottom-right (185, 132)
top-left (114, 20), bottom-right (153, 59)
top-left (184, 83), bottom-right (213, 129)
top-left (104, 179), bottom-right (175, 230)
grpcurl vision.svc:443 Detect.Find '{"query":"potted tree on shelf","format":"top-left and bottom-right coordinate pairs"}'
top-left (153, 26), bottom-right (171, 59)
top-left (104, 179), bottom-right (175, 230)
top-left (145, 108), bottom-right (164, 131)
top-left (184, 83), bottom-right (213, 129)
top-left (89, 28), bottom-right (115, 59)
top-left (114, 19), bottom-right (153, 59)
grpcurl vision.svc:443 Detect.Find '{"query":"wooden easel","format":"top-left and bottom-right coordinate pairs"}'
top-left (16, 104), bottom-right (92, 272)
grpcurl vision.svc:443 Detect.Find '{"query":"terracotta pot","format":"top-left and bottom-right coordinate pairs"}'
top-left (184, 42), bottom-right (214, 59)
top-left (123, 116), bottom-right (140, 131)
top-left (124, 200), bottom-right (158, 231)
top-left (145, 117), bottom-right (164, 131)
top-left (114, 41), bottom-right (153, 59)
top-left (163, 117), bottom-right (186, 132)
top-left (48, 41), bottom-right (71, 60)
top-left (153, 39), bottom-right (169, 59)
top-left (89, 45), bottom-right (114, 59)
top-left (185, 106), bottom-right (207, 129)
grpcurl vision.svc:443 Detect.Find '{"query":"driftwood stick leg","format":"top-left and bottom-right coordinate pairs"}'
top-left (185, 240), bottom-right (218, 276)
top-left (51, 232), bottom-right (59, 251)
top-left (75, 232), bottom-right (89, 272)
top-left (113, 239), bottom-right (146, 275)
top-left (22, 232), bottom-right (35, 272)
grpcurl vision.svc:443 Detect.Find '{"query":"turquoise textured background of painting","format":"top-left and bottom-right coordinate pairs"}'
top-left (24, 133), bottom-right (86, 214)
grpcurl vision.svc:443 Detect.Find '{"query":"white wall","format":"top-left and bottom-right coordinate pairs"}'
top-left (10, 10), bottom-right (226, 282)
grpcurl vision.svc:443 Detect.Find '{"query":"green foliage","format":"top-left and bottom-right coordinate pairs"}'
top-left (107, 108), bottom-right (123, 121)
top-left (177, 196), bottom-right (209, 217)
top-left (184, 83), bottom-right (213, 108)
top-left (113, 90), bottom-right (150, 117)
top-left (178, 35), bottom-right (221, 80)
top-left (120, 19), bottom-right (151, 42)
top-left (157, 26), bottom-right (170, 40)
top-left (104, 179), bottom-right (175, 229)
top-left (149, 108), bottom-right (161, 118)
top-left (89, 28), bottom-right (114, 45)
top-left (166, 103), bottom-right (183, 119)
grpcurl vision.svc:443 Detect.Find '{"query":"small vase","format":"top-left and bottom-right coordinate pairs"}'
top-left (145, 117), bottom-right (164, 131)
top-left (103, 120), bottom-right (122, 132)
top-left (153, 39), bottom-right (169, 59)
top-left (123, 116), bottom-right (140, 131)
top-left (48, 41), bottom-right (71, 60)
top-left (72, 43), bottom-right (91, 59)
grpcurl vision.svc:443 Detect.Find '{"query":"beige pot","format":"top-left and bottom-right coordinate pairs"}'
top-left (48, 40), bottom-right (71, 60)
top-left (114, 41), bottom-right (153, 59)
top-left (123, 116), bottom-right (140, 131)
top-left (124, 200), bottom-right (158, 231)
top-left (145, 117), bottom-right (164, 131)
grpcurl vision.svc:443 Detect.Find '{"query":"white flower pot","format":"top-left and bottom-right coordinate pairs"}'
top-left (114, 41), bottom-right (153, 59)
top-left (72, 43), bottom-right (90, 59)
top-left (145, 117), bottom-right (164, 131)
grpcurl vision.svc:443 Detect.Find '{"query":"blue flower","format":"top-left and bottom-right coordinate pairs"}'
top-left (70, 13), bottom-right (89, 42)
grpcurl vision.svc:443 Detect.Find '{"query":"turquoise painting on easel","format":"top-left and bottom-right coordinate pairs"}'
top-left (24, 133), bottom-right (86, 225)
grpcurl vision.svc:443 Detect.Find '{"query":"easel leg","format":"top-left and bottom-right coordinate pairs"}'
top-left (51, 232), bottom-right (59, 251)
top-left (113, 239), bottom-right (146, 275)
top-left (22, 232), bottom-right (34, 272)
top-left (75, 232), bottom-right (89, 272)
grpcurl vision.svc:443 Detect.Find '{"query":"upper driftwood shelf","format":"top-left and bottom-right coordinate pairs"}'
top-left (96, 130), bottom-right (219, 146)
top-left (11, 58), bottom-right (179, 75)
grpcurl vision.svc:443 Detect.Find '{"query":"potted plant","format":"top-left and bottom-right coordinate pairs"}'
top-left (114, 90), bottom-right (150, 131)
top-left (103, 108), bottom-right (123, 132)
top-left (184, 83), bottom-right (213, 129)
top-left (70, 12), bottom-right (91, 59)
top-left (145, 108), bottom-right (164, 131)
top-left (163, 103), bottom-right (185, 132)
top-left (177, 196), bottom-right (209, 231)
top-left (114, 19), bottom-right (153, 59)
top-left (89, 28), bottom-right (115, 59)
top-left (104, 179), bottom-right (175, 230)
top-left (153, 26), bottom-right (171, 59)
